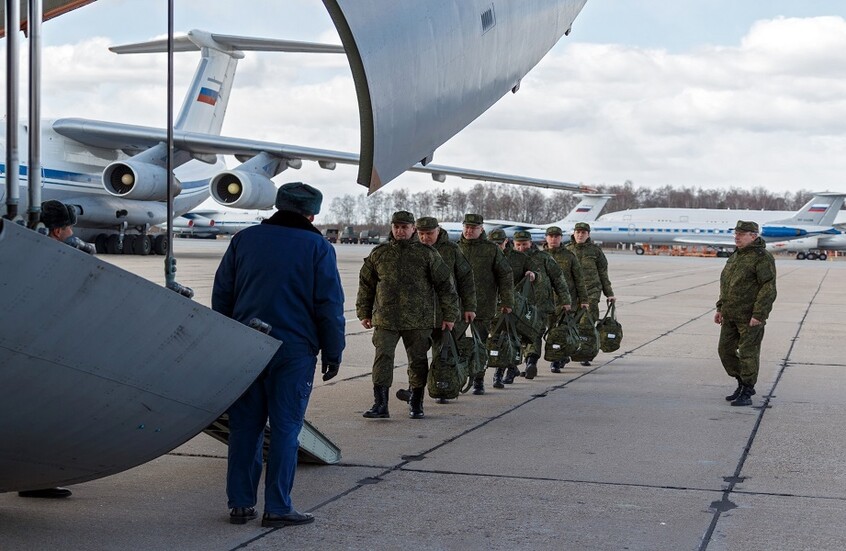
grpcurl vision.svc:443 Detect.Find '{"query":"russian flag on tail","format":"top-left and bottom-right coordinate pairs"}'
top-left (808, 204), bottom-right (829, 213)
top-left (197, 86), bottom-right (220, 106)
top-left (576, 206), bottom-right (592, 213)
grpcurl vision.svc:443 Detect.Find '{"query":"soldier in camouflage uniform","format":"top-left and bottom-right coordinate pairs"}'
top-left (513, 230), bottom-right (572, 379)
top-left (458, 214), bottom-right (514, 395)
top-left (715, 220), bottom-right (777, 407)
top-left (543, 226), bottom-right (589, 372)
top-left (357, 211), bottom-right (459, 419)
top-left (566, 222), bottom-right (616, 366)
top-left (395, 216), bottom-right (477, 404)
top-left (489, 229), bottom-right (536, 386)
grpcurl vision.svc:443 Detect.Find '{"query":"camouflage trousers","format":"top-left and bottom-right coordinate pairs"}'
top-left (718, 319), bottom-right (766, 386)
top-left (371, 327), bottom-right (433, 389)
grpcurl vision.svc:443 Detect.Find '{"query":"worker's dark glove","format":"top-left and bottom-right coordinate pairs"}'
top-left (322, 363), bottom-right (340, 382)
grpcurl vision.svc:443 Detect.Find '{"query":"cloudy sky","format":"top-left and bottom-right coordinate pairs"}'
top-left (5, 0), bottom-right (846, 221)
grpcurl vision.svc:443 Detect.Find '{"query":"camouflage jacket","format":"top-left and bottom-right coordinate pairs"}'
top-left (543, 243), bottom-right (589, 307)
top-left (566, 237), bottom-right (614, 302)
top-left (433, 228), bottom-right (477, 316)
top-left (524, 245), bottom-right (571, 312)
top-left (356, 235), bottom-right (459, 330)
top-left (717, 237), bottom-right (777, 322)
top-left (501, 244), bottom-right (534, 284)
top-left (458, 236), bottom-right (514, 321)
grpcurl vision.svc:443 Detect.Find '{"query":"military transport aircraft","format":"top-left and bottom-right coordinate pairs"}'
top-left (1, 27), bottom-right (591, 255)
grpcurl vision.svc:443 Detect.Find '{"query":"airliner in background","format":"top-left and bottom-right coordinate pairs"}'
top-left (0, 30), bottom-right (591, 256)
top-left (582, 192), bottom-right (845, 256)
top-left (439, 193), bottom-right (614, 240)
top-left (166, 208), bottom-right (269, 238)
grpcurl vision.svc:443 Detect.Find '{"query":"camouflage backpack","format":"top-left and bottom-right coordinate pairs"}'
top-left (570, 308), bottom-right (600, 362)
top-left (512, 276), bottom-right (544, 341)
top-left (427, 331), bottom-right (468, 400)
top-left (544, 308), bottom-right (581, 361)
top-left (596, 302), bottom-right (623, 353)
top-left (486, 313), bottom-right (522, 368)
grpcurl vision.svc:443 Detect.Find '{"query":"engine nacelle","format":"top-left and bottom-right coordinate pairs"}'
top-left (210, 170), bottom-right (277, 210)
top-left (103, 160), bottom-right (181, 201)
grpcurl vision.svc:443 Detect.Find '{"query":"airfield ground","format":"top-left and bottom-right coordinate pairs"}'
top-left (1, 240), bottom-right (844, 551)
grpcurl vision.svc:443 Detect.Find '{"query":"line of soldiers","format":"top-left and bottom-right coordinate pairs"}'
top-left (356, 212), bottom-right (617, 419)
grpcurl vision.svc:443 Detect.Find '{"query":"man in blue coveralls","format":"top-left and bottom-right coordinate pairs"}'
top-left (212, 182), bottom-right (345, 527)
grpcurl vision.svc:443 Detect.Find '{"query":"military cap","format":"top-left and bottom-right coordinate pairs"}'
top-left (416, 216), bottom-right (439, 231)
top-left (735, 220), bottom-right (759, 233)
top-left (573, 222), bottom-right (591, 232)
top-left (513, 230), bottom-right (532, 241)
top-left (275, 181), bottom-right (322, 215)
top-left (40, 200), bottom-right (77, 229)
top-left (391, 210), bottom-right (415, 224)
top-left (545, 226), bottom-right (563, 236)
top-left (463, 213), bottom-right (484, 226)
top-left (489, 228), bottom-right (507, 242)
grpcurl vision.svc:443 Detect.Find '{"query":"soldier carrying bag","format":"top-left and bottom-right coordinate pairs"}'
top-left (512, 276), bottom-right (544, 341)
top-left (570, 308), bottom-right (600, 362)
top-left (457, 322), bottom-right (487, 392)
top-left (596, 302), bottom-right (623, 353)
top-left (544, 307), bottom-right (581, 361)
top-left (486, 313), bottom-right (522, 368)
top-left (427, 330), bottom-right (468, 400)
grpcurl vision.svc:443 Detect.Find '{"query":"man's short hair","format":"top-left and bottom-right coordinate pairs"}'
top-left (488, 229), bottom-right (506, 243)
top-left (463, 213), bottom-right (484, 226)
top-left (416, 216), bottom-right (439, 231)
top-left (275, 182), bottom-right (323, 216)
top-left (41, 200), bottom-right (77, 229)
top-left (391, 211), bottom-right (415, 225)
top-left (734, 220), bottom-right (759, 233)
top-left (573, 222), bottom-right (591, 232)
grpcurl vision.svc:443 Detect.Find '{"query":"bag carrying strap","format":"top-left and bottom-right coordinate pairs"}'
top-left (439, 330), bottom-right (459, 365)
top-left (515, 275), bottom-right (535, 301)
top-left (601, 302), bottom-right (616, 323)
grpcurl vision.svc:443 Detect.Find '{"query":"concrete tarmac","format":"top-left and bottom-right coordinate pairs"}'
top-left (2, 240), bottom-right (844, 551)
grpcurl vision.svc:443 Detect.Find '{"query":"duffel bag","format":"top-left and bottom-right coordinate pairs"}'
top-left (486, 313), bottom-right (522, 368)
top-left (512, 276), bottom-right (544, 341)
top-left (456, 322), bottom-right (487, 392)
top-left (570, 308), bottom-right (600, 362)
top-left (544, 308), bottom-right (581, 361)
top-left (428, 331), bottom-right (468, 400)
top-left (597, 302), bottom-right (623, 353)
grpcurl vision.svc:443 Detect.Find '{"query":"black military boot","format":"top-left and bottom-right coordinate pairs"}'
top-left (409, 387), bottom-right (425, 419)
top-left (363, 385), bottom-right (390, 418)
top-left (472, 374), bottom-right (485, 395)
top-left (550, 361), bottom-right (561, 373)
top-left (502, 365), bottom-right (519, 384)
top-left (725, 378), bottom-right (743, 401)
top-left (525, 355), bottom-right (539, 380)
top-left (731, 385), bottom-right (755, 407)
top-left (396, 387), bottom-right (412, 403)
top-left (493, 368), bottom-right (505, 389)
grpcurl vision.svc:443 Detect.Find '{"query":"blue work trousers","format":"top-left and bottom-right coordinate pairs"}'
top-left (226, 354), bottom-right (316, 515)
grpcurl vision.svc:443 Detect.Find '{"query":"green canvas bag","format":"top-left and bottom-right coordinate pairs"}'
top-left (597, 302), bottom-right (623, 353)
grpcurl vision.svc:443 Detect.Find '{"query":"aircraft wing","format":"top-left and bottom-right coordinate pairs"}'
top-left (52, 118), bottom-right (591, 192)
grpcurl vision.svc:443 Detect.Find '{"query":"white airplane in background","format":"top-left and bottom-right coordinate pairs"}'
top-left (167, 208), bottom-right (269, 238)
top-left (586, 192), bottom-right (845, 255)
top-left (0, 30), bottom-right (590, 256)
top-left (439, 193), bottom-right (613, 240)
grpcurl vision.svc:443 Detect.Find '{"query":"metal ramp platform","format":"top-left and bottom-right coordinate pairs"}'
top-left (0, 220), bottom-right (281, 492)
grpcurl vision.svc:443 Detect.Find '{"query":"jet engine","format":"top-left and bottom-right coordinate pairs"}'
top-left (103, 160), bottom-right (182, 201)
top-left (210, 170), bottom-right (277, 210)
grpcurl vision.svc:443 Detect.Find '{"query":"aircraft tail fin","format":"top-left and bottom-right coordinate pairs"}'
top-left (768, 192), bottom-right (846, 227)
top-left (558, 194), bottom-right (615, 224)
top-left (110, 30), bottom-right (345, 137)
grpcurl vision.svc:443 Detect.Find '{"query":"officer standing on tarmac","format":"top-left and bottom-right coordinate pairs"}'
top-left (396, 216), bottom-right (477, 404)
top-left (513, 230), bottom-right (572, 378)
top-left (715, 220), bottom-right (777, 407)
top-left (458, 215), bottom-right (514, 394)
top-left (489, 228), bottom-right (535, 386)
top-left (543, 226), bottom-right (589, 372)
top-left (566, 222), bottom-right (616, 366)
top-left (357, 211), bottom-right (459, 419)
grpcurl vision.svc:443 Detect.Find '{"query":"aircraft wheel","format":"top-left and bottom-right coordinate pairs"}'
top-left (796, 252), bottom-right (806, 260)
top-left (634, 246), bottom-right (644, 255)
top-left (807, 252), bottom-right (818, 261)
top-left (94, 233), bottom-right (108, 254)
top-left (819, 253), bottom-right (828, 261)
top-left (153, 235), bottom-right (169, 255)
top-left (122, 235), bottom-right (137, 255)
top-left (133, 235), bottom-right (152, 256)
top-left (105, 234), bottom-right (121, 255)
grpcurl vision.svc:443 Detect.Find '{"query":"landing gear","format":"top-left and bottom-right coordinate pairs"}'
top-left (796, 252), bottom-right (806, 260)
top-left (807, 252), bottom-right (818, 261)
top-left (634, 246), bottom-right (644, 255)
top-left (94, 231), bottom-right (162, 255)
top-left (132, 235), bottom-right (152, 256)
top-left (152, 235), bottom-right (168, 256)
top-left (105, 234), bottom-right (122, 255)
top-left (819, 252), bottom-right (828, 261)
